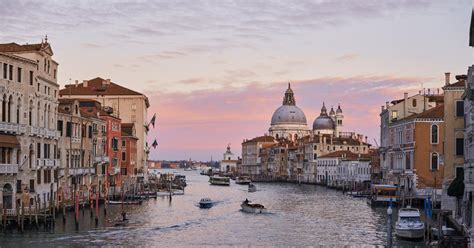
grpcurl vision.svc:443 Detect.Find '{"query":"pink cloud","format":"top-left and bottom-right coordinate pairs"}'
top-left (146, 75), bottom-right (436, 160)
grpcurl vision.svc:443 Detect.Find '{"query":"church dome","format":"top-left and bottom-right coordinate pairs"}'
top-left (313, 115), bottom-right (335, 130)
top-left (271, 105), bottom-right (307, 125)
top-left (312, 102), bottom-right (335, 130)
top-left (270, 83), bottom-right (307, 126)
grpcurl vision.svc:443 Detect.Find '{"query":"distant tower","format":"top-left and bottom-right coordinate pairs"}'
top-left (335, 104), bottom-right (344, 137)
top-left (329, 106), bottom-right (336, 120)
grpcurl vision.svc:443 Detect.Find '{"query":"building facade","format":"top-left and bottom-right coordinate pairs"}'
top-left (220, 144), bottom-right (239, 173)
top-left (0, 40), bottom-right (61, 214)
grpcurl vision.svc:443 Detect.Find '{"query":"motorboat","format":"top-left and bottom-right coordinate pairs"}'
top-left (395, 208), bottom-right (425, 239)
top-left (248, 183), bottom-right (257, 192)
top-left (241, 199), bottom-right (266, 214)
top-left (199, 198), bottom-right (213, 208)
top-left (209, 176), bottom-right (230, 186)
top-left (235, 176), bottom-right (251, 185)
top-left (184, 167), bottom-right (192, 171)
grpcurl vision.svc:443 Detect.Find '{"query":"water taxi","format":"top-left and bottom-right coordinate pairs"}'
top-left (235, 176), bottom-right (251, 185)
top-left (241, 199), bottom-right (266, 213)
top-left (209, 176), bottom-right (230, 186)
top-left (199, 198), bottom-right (213, 208)
top-left (395, 208), bottom-right (425, 239)
top-left (248, 183), bottom-right (257, 192)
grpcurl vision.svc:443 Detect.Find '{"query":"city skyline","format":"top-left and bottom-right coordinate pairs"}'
top-left (1, 0), bottom-right (472, 160)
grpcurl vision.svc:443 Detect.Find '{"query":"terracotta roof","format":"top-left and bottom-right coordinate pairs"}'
top-left (59, 77), bottom-right (144, 96)
top-left (243, 135), bottom-right (276, 144)
top-left (0, 42), bottom-right (47, 53)
top-left (443, 79), bottom-right (466, 89)
top-left (427, 95), bottom-right (444, 103)
top-left (319, 150), bottom-right (370, 159)
top-left (404, 104), bottom-right (444, 120)
top-left (0, 134), bottom-right (20, 148)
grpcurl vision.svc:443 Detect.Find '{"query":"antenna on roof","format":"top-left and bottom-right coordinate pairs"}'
top-left (44, 35), bottom-right (48, 43)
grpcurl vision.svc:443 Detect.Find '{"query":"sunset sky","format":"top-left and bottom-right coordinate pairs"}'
top-left (1, 0), bottom-right (472, 161)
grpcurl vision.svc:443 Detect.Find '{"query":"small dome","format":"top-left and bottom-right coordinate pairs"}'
top-left (329, 107), bottom-right (335, 116)
top-left (313, 115), bottom-right (335, 130)
top-left (336, 104), bottom-right (343, 114)
top-left (271, 105), bottom-right (307, 125)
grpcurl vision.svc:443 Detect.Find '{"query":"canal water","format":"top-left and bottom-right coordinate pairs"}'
top-left (0, 169), bottom-right (425, 247)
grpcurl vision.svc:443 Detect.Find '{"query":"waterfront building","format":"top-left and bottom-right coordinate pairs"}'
top-left (440, 73), bottom-right (467, 216)
top-left (385, 105), bottom-right (445, 200)
top-left (463, 65), bottom-right (474, 243)
top-left (0, 40), bottom-right (61, 214)
top-left (59, 77), bottom-right (150, 182)
top-left (379, 92), bottom-right (444, 182)
top-left (220, 144), bottom-right (239, 173)
top-left (240, 136), bottom-right (276, 175)
top-left (269, 83), bottom-right (309, 141)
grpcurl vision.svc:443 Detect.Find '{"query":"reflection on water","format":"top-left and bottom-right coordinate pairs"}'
top-left (0, 169), bottom-right (425, 247)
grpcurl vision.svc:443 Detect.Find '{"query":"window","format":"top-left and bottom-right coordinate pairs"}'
top-left (57, 120), bottom-right (63, 136)
top-left (391, 110), bottom-right (398, 120)
top-left (66, 122), bottom-right (72, 137)
top-left (88, 125), bottom-right (93, 138)
top-left (2, 63), bottom-right (6, 79)
top-left (122, 140), bottom-right (126, 147)
top-left (8, 65), bottom-right (13, 80)
top-left (456, 100), bottom-right (464, 117)
top-left (455, 166), bottom-right (464, 179)
top-left (29, 179), bottom-right (35, 192)
top-left (112, 138), bottom-right (119, 151)
top-left (29, 71), bottom-right (33, 85)
top-left (431, 124), bottom-right (438, 144)
top-left (37, 170), bottom-right (41, 184)
top-left (412, 99), bottom-right (417, 107)
top-left (431, 153), bottom-right (439, 171)
top-left (122, 151), bottom-right (126, 161)
top-left (37, 143), bottom-right (41, 158)
top-left (456, 138), bottom-right (464, 156)
top-left (17, 67), bottom-right (22, 82)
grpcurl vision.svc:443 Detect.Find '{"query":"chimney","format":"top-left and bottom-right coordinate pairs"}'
top-left (404, 92), bottom-right (408, 100)
top-left (386, 102), bottom-right (389, 108)
top-left (381, 105), bottom-right (385, 112)
top-left (75, 80), bottom-right (78, 87)
top-left (83, 80), bottom-right (88, 88)
top-left (104, 79), bottom-right (111, 85)
top-left (445, 72), bottom-right (450, 85)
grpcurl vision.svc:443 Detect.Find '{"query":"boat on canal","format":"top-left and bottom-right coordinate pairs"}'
top-left (108, 200), bottom-right (142, 205)
top-left (248, 183), bottom-right (257, 192)
top-left (241, 199), bottom-right (266, 213)
top-left (199, 198), bottom-right (213, 208)
top-left (395, 208), bottom-right (425, 239)
top-left (209, 176), bottom-right (230, 186)
top-left (367, 184), bottom-right (399, 207)
top-left (235, 176), bottom-right (251, 185)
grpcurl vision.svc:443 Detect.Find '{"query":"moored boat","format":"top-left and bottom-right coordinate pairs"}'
top-left (240, 199), bottom-right (266, 213)
top-left (248, 183), bottom-right (257, 192)
top-left (199, 198), bottom-right (213, 208)
top-left (108, 200), bottom-right (142, 205)
top-left (235, 176), bottom-right (251, 185)
top-left (209, 176), bottom-right (230, 186)
top-left (395, 208), bottom-right (425, 239)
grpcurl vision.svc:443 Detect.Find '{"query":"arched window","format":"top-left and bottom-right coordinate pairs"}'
top-left (431, 124), bottom-right (438, 144)
top-left (275, 134), bottom-right (279, 139)
top-left (431, 152), bottom-right (439, 171)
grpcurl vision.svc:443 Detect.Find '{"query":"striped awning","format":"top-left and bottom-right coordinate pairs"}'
top-left (0, 134), bottom-right (20, 148)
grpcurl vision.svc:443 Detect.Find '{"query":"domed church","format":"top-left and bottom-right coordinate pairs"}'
top-left (312, 103), bottom-right (344, 137)
top-left (269, 83), bottom-right (310, 140)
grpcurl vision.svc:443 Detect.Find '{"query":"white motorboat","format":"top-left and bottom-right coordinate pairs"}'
top-left (199, 198), bottom-right (213, 208)
top-left (248, 183), bottom-right (257, 192)
top-left (235, 176), bottom-right (251, 185)
top-left (395, 208), bottom-right (425, 239)
top-left (240, 199), bottom-right (266, 214)
top-left (209, 176), bottom-right (230, 186)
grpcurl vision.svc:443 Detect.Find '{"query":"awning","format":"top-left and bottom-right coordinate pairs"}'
top-left (0, 134), bottom-right (20, 148)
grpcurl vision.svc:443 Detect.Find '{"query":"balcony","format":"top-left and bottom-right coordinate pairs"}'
top-left (0, 163), bottom-right (19, 174)
top-left (94, 155), bottom-right (108, 163)
top-left (0, 122), bottom-right (20, 134)
top-left (69, 167), bottom-right (87, 176)
top-left (29, 126), bottom-right (40, 136)
top-left (72, 137), bottom-right (81, 143)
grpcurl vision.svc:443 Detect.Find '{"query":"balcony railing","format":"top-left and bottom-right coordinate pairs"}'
top-left (0, 122), bottom-right (20, 134)
top-left (0, 163), bottom-right (19, 174)
top-left (94, 155), bottom-right (108, 163)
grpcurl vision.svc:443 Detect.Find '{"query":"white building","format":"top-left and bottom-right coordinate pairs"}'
top-left (220, 144), bottom-right (238, 173)
top-left (0, 39), bottom-right (61, 213)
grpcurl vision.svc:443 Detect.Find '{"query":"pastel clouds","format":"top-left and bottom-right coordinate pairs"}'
top-left (147, 75), bottom-right (433, 160)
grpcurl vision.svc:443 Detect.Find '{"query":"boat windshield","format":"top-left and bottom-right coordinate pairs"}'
top-left (400, 216), bottom-right (421, 222)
